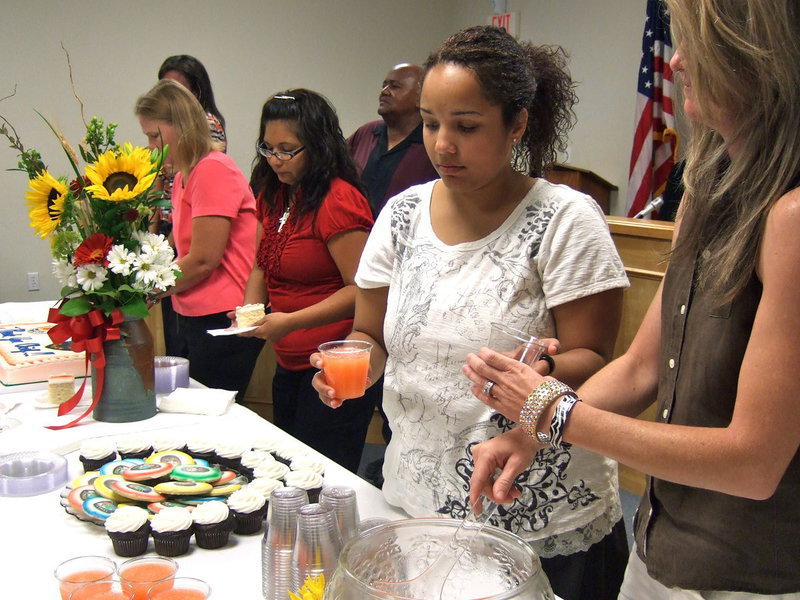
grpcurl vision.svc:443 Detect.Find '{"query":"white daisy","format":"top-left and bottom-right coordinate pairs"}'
top-left (106, 244), bottom-right (136, 276)
top-left (52, 258), bottom-right (77, 288)
top-left (76, 264), bottom-right (108, 292)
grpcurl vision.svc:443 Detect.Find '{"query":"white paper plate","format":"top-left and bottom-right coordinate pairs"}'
top-left (206, 326), bottom-right (257, 336)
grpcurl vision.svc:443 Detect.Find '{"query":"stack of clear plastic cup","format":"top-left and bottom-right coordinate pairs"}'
top-left (291, 503), bottom-right (342, 593)
top-left (262, 487), bottom-right (309, 600)
top-left (319, 485), bottom-right (360, 546)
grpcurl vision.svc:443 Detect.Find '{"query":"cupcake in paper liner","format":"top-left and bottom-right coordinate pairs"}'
top-left (289, 455), bottom-right (326, 477)
top-left (115, 437), bottom-right (153, 460)
top-left (105, 505), bottom-right (151, 557)
top-left (227, 487), bottom-right (267, 535)
top-left (151, 506), bottom-right (193, 557)
top-left (214, 441), bottom-right (249, 473)
top-left (252, 460), bottom-right (290, 483)
top-left (186, 438), bottom-right (217, 463)
top-left (192, 500), bottom-right (235, 549)
top-left (239, 449), bottom-right (276, 479)
top-left (246, 477), bottom-right (284, 501)
top-left (79, 438), bottom-right (117, 472)
top-left (151, 436), bottom-right (186, 454)
top-left (273, 442), bottom-right (311, 466)
top-left (284, 469), bottom-right (324, 504)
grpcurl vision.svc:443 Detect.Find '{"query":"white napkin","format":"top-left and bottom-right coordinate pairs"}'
top-left (157, 387), bottom-right (236, 416)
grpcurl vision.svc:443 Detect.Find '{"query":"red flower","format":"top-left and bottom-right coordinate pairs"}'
top-left (124, 208), bottom-right (140, 222)
top-left (69, 176), bottom-right (91, 194)
top-left (73, 233), bottom-right (114, 267)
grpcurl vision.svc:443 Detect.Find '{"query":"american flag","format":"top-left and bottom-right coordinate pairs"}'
top-left (625, 0), bottom-right (678, 218)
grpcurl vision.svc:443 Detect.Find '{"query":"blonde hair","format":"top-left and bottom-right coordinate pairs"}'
top-left (134, 79), bottom-right (213, 176)
top-left (667, 0), bottom-right (800, 303)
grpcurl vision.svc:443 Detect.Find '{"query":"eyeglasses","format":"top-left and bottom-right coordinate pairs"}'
top-left (257, 142), bottom-right (306, 161)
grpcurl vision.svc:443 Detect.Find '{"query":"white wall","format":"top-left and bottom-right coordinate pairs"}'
top-left (0, 0), bottom-right (649, 302)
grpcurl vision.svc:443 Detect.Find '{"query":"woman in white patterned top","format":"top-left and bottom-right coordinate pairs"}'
top-left (311, 26), bottom-right (629, 600)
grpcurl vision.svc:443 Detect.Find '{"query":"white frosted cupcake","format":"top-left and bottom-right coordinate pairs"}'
top-left (151, 436), bottom-right (185, 453)
top-left (284, 469), bottom-right (324, 503)
top-left (227, 487), bottom-right (268, 534)
top-left (214, 441), bottom-right (249, 472)
top-left (246, 477), bottom-right (284, 499)
top-left (105, 505), bottom-right (151, 557)
top-left (116, 437), bottom-right (153, 460)
top-left (253, 461), bottom-right (290, 482)
top-left (79, 438), bottom-right (117, 472)
top-left (151, 506), bottom-right (193, 556)
top-left (289, 455), bottom-right (326, 476)
top-left (252, 436), bottom-right (282, 456)
top-left (192, 500), bottom-right (234, 549)
top-left (186, 438), bottom-right (217, 463)
top-left (274, 443), bottom-right (311, 465)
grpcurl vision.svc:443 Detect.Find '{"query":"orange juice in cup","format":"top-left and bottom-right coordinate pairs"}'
top-left (119, 557), bottom-right (177, 600)
top-left (147, 577), bottom-right (211, 600)
top-left (318, 340), bottom-right (372, 400)
top-left (70, 581), bottom-right (135, 600)
top-left (55, 556), bottom-right (117, 600)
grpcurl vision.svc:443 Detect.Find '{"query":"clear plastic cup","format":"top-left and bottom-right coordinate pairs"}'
top-left (147, 577), bottom-right (211, 600)
top-left (118, 556), bottom-right (177, 600)
top-left (70, 581), bottom-right (135, 600)
top-left (319, 486), bottom-right (360, 546)
top-left (55, 556), bottom-right (117, 600)
top-left (291, 503), bottom-right (342, 593)
top-left (262, 487), bottom-right (309, 600)
top-left (318, 340), bottom-right (372, 400)
top-left (487, 323), bottom-right (546, 366)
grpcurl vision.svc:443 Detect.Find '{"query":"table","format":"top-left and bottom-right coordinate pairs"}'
top-left (0, 384), bottom-right (408, 599)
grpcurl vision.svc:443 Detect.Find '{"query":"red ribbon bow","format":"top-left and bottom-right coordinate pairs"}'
top-left (45, 303), bottom-right (123, 430)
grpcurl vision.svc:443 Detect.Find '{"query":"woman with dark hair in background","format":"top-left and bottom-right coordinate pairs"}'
top-left (158, 54), bottom-right (226, 151)
top-left (239, 89), bottom-right (379, 473)
top-left (312, 26), bottom-right (630, 600)
top-left (136, 79), bottom-right (263, 401)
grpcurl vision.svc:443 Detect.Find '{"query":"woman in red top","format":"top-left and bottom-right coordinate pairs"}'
top-left (240, 89), bottom-right (378, 471)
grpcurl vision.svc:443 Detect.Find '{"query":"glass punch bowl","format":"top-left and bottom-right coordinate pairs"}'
top-left (324, 518), bottom-right (554, 600)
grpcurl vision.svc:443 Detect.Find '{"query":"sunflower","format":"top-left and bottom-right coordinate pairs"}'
top-left (84, 143), bottom-right (157, 202)
top-left (26, 170), bottom-right (68, 238)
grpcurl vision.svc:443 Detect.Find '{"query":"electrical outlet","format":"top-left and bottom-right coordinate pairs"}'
top-left (27, 271), bottom-right (40, 291)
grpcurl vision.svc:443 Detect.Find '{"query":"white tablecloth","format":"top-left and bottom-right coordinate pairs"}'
top-left (0, 384), bottom-right (408, 599)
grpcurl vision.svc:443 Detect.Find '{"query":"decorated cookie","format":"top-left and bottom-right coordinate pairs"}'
top-left (83, 496), bottom-right (118, 520)
top-left (110, 480), bottom-right (167, 503)
top-left (154, 480), bottom-right (213, 496)
top-left (171, 496), bottom-right (225, 506)
top-left (208, 482), bottom-right (242, 497)
top-left (214, 470), bottom-right (239, 485)
top-left (100, 458), bottom-right (145, 476)
top-left (68, 485), bottom-right (100, 513)
top-left (122, 462), bottom-right (174, 482)
top-left (148, 501), bottom-right (194, 513)
top-left (171, 464), bottom-right (221, 483)
top-left (71, 471), bottom-right (102, 488)
top-left (147, 450), bottom-right (195, 466)
top-left (93, 475), bottom-right (129, 502)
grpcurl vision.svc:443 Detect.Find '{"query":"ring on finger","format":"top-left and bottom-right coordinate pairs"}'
top-left (482, 380), bottom-right (495, 397)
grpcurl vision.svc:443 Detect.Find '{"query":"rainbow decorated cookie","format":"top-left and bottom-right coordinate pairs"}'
top-left (122, 462), bottom-right (174, 482)
top-left (154, 480), bottom-right (213, 496)
top-left (110, 480), bottom-right (166, 503)
top-left (146, 450), bottom-right (195, 466)
top-left (171, 464), bottom-right (221, 483)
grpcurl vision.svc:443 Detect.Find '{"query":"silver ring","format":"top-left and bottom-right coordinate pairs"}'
top-left (482, 380), bottom-right (495, 397)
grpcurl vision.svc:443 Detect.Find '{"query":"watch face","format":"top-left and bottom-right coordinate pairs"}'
top-left (536, 431), bottom-right (551, 444)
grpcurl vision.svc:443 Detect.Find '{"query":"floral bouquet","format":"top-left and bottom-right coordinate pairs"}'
top-left (2, 104), bottom-right (180, 427)
top-left (6, 114), bottom-right (179, 318)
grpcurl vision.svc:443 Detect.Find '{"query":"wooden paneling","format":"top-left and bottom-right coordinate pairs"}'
top-left (545, 164), bottom-right (618, 215)
top-left (606, 216), bottom-right (674, 495)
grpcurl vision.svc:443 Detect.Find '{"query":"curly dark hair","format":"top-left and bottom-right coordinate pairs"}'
top-left (158, 55), bottom-right (225, 129)
top-left (424, 26), bottom-right (577, 177)
top-left (249, 89), bottom-right (365, 218)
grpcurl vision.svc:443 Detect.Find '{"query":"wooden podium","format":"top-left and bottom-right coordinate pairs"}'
top-left (545, 164), bottom-right (617, 214)
top-left (606, 215), bottom-right (674, 494)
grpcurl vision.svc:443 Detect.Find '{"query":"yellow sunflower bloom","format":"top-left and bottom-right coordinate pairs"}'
top-left (287, 574), bottom-right (325, 600)
top-left (84, 143), bottom-right (157, 202)
top-left (26, 171), bottom-right (68, 238)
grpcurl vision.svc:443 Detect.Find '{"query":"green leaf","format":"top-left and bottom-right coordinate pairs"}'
top-left (121, 297), bottom-right (150, 318)
top-left (59, 296), bottom-right (92, 316)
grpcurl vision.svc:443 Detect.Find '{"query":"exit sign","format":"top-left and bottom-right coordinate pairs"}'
top-left (487, 11), bottom-right (519, 37)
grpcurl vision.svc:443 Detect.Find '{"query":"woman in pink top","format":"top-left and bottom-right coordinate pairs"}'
top-left (136, 80), bottom-right (263, 400)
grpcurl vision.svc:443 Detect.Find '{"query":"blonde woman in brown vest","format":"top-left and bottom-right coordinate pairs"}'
top-left (465, 0), bottom-right (800, 597)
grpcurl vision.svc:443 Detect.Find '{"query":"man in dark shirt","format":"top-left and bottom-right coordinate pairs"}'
top-left (347, 63), bottom-right (438, 216)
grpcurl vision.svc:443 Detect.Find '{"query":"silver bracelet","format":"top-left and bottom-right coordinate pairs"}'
top-left (549, 393), bottom-right (580, 449)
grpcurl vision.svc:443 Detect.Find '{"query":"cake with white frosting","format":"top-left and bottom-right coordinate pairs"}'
top-left (0, 322), bottom-right (85, 385)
